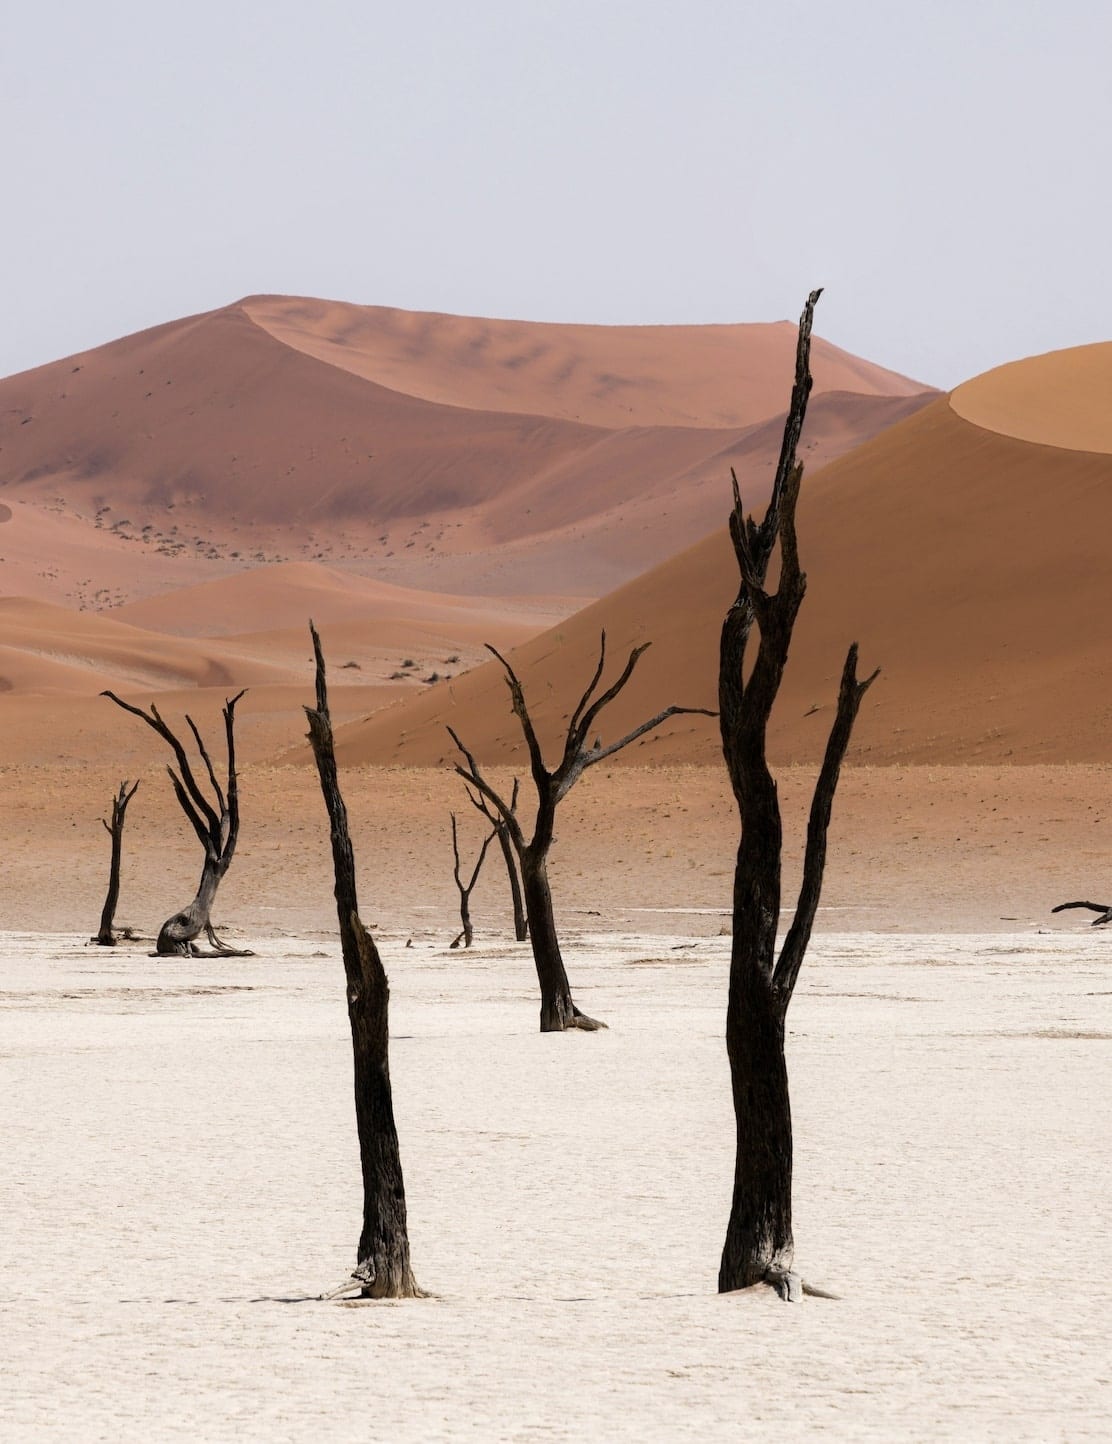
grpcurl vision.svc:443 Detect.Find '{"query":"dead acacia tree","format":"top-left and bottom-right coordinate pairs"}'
top-left (451, 638), bottom-right (714, 1032)
top-left (466, 777), bottom-right (528, 942)
top-left (100, 690), bottom-right (252, 957)
top-left (449, 813), bottom-right (496, 948)
top-left (305, 622), bottom-right (420, 1300)
top-left (718, 289), bottom-right (878, 1300)
top-left (94, 779), bottom-right (140, 946)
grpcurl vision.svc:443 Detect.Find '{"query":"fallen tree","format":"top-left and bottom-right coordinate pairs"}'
top-left (717, 289), bottom-right (878, 1299)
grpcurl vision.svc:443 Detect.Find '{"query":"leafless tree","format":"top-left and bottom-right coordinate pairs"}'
top-left (450, 637), bottom-right (714, 1032)
top-left (449, 812), bottom-right (496, 948)
top-left (466, 777), bottom-right (527, 942)
top-left (101, 691), bottom-right (252, 957)
top-left (94, 779), bottom-right (140, 946)
top-left (305, 623), bottom-right (421, 1299)
top-left (718, 290), bottom-right (878, 1300)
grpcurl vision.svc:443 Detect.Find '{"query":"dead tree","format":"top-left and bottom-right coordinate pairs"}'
top-left (305, 622), bottom-right (420, 1300)
top-left (450, 637), bottom-right (714, 1032)
top-left (100, 690), bottom-right (252, 957)
top-left (466, 777), bottom-right (528, 942)
top-left (718, 289), bottom-right (878, 1300)
top-left (1052, 900), bottom-right (1112, 925)
top-left (449, 813), bottom-right (496, 948)
top-left (94, 779), bottom-right (140, 945)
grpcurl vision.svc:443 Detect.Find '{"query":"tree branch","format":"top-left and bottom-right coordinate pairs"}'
top-left (773, 644), bottom-right (879, 1006)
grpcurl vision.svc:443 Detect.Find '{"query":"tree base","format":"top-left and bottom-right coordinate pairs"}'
top-left (721, 1269), bottom-right (841, 1303)
top-left (320, 1262), bottom-right (425, 1302)
top-left (541, 1003), bottom-right (608, 1032)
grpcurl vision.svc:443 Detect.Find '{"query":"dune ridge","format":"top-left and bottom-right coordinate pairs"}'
top-left (0, 295), bottom-right (936, 607)
top-left (317, 341), bottom-right (1112, 769)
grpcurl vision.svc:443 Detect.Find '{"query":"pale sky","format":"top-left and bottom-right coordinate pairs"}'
top-left (3, 0), bottom-right (1110, 388)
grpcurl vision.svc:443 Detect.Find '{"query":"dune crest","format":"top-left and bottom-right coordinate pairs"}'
top-left (318, 338), bottom-right (1112, 769)
top-left (949, 341), bottom-right (1112, 454)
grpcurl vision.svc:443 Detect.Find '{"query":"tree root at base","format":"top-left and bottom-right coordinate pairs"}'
top-left (567, 1007), bottom-right (608, 1031)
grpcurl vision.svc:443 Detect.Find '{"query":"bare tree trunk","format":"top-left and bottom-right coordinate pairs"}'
top-left (156, 854), bottom-right (228, 955)
top-left (450, 639), bottom-right (713, 1032)
top-left (519, 851), bottom-right (593, 1031)
top-left (95, 779), bottom-right (139, 946)
top-left (718, 291), bottom-right (877, 1298)
top-left (101, 690), bottom-right (251, 957)
top-left (467, 778), bottom-right (528, 941)
top-left (449, 812), bottom-right (496, 949)
top-left (305, 622), bottom-right (420, 1300)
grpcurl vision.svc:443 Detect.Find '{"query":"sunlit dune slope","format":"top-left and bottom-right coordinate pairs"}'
top-left (244, 293), bottom-right (928, 429)
top-left (315, 343), bottom-right (1112, 767)
top-left (950, 341), bottom-right (1112, 453)
top-left (0, 597), bottom-right (294, 696)
top-left (112, 559), bottom-right (565, 641)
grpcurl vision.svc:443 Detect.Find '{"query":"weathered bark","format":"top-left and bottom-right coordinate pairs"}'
top-left (450, 639), bottom-right (714, 1031)
top-left (449, 812), bottom-right (496, 948)
top-left (101, 690), bottom-right (252, 957)
top-left (1052, 900), bottom-right (1112, 925)
top-left (467, 778), bottom-right (528, 942)
top-left (718, 290), bottom-right (877, 1298)
top-left (95, 779), bottom-right (140, 946)
top-left (305, 622), bottom-right (420, 1300)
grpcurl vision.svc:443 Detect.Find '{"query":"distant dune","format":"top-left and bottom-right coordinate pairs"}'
top-left (318, 342), bottom-right (1112, 767)
top-left (0, 295), bottom-right (935, 606)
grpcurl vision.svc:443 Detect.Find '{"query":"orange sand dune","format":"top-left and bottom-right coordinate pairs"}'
top-left (950, 342), bottom-right (1112, 452)
top-left (0, 296), bottom-right (935, 605)
top-left (244, 293), bottom-right (928, 430)
top-left (320, 343), bottom-right (1112, 768)
top-left (113, 559), bottom-right (576, 640)
top-left (0, 596), bottom-right (298, 697)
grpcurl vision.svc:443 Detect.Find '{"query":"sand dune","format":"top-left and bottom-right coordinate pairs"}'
top-left (244, 293), bottom-right (928, 429)
top-left (950, 341), bottom-right (1112, 452)
top-left (321, 343), bottom-right (1112, 768)
top-left (0, 296), bottom-right (935, 604)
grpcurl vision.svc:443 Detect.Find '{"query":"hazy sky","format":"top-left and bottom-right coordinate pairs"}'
top-left (4, 0), bottom-right (1110, 387)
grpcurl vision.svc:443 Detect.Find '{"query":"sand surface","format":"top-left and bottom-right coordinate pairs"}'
top-left (3, 918), bottom-right (1110, 1441)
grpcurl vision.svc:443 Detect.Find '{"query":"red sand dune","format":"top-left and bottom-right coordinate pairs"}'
top-left (319, 343), bottom-right (1112, 768)
top-left (244, 294), bottom-right (926, 429)
top-left (0, 296), bottom-right (935, 602)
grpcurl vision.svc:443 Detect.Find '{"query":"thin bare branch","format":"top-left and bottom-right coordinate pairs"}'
top-left (773, 645), bottom-right (879, 1005)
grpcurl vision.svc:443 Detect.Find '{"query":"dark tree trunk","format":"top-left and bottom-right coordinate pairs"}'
top-left (497, 824), bottom-right (529, 942)
top-left (719, 959), bottom-right (796, 1294)
top-left (449, 812), bottom-right (495, 949)
top-left (467, 777), bottom-right (528, 942)
top-left (96, 779), bottom-right (139, 946)
top-left (306, 622), bottom-right (420, 1300)
top-left (156, 854), bottom-right (230, 956)
top-left (101, 690), bottom-right (251, 958)
top-left (520, 851), bottom-right (594, 1031)
top-left (718, 291), bottom-right (877, 1298)
top-left (449, 641), bottom-right (713, 1032)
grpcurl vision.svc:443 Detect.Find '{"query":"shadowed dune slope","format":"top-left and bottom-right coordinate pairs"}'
top-left (0, 297), bottom-right (935, 599)
top-left (318, 345), bottom-right (1112, 767)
